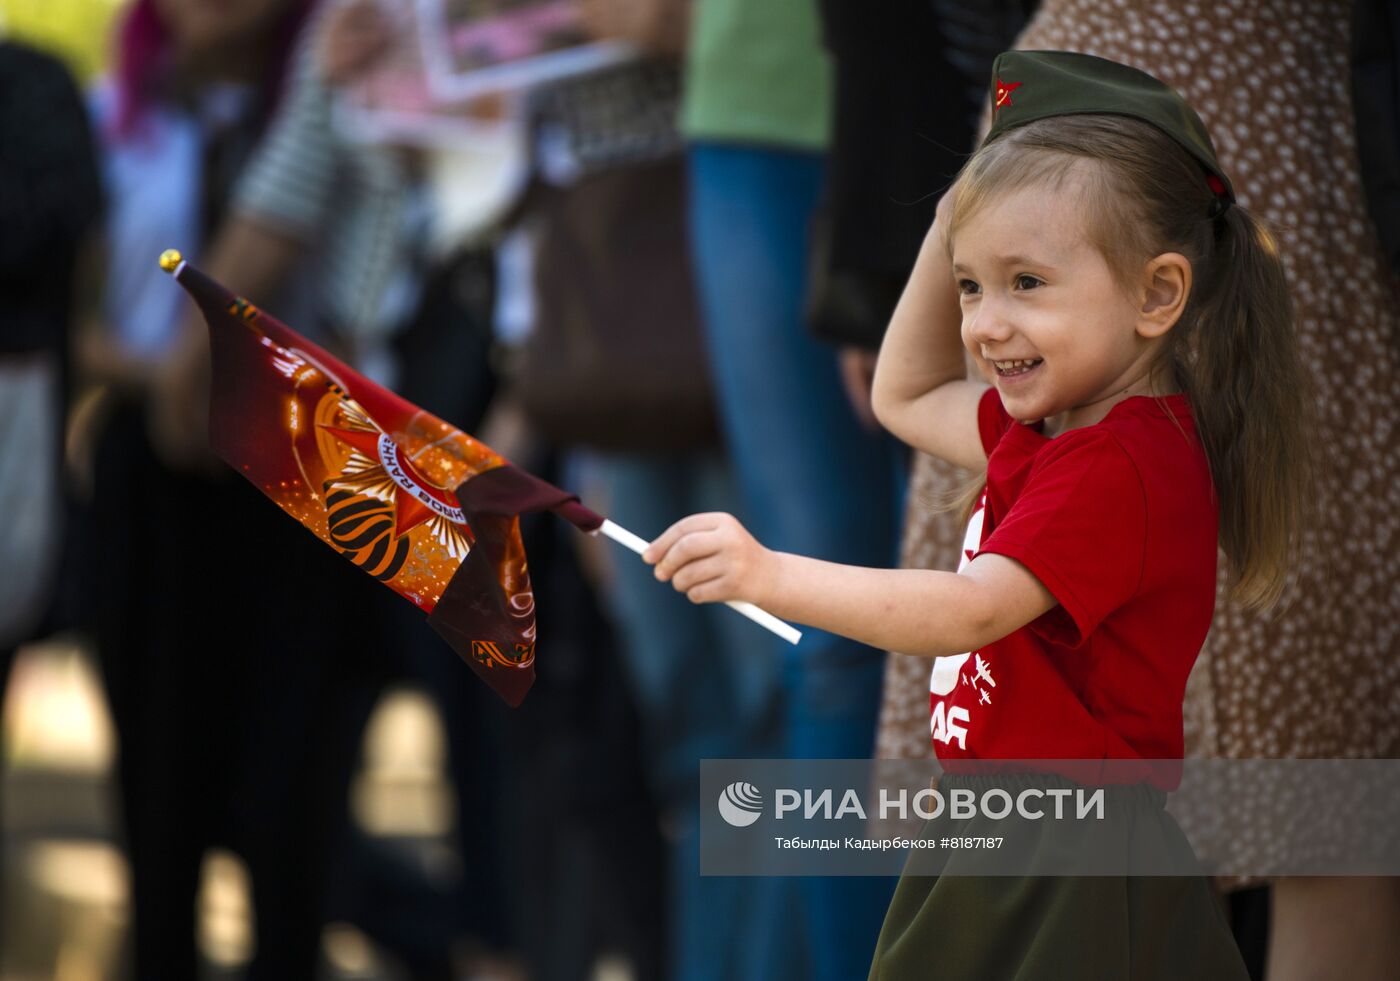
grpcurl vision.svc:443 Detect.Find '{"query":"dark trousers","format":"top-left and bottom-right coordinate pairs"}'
top-left (91, 404), bottom-right (384, 979)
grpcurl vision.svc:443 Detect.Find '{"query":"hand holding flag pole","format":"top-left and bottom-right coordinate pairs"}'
top-left (594, 520), bottom-right (802, 644)
top-left (160, 249), bottom-right (798, 705)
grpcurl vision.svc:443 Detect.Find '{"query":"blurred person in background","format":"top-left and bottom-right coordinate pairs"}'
top-left (70, 1), bottom-right (404, 977)
top-left (850, 0), bottom-right (1037, 755)
top-left (1353, 0), bottom-right (1400, 282)
top-left (162, 0), bottom-right (665, 975)
top-left (813, 0), bottom-right (1037, 761)
top-left (181, 1), bottom-right (523, 974)
top-left (0, 34), bottom-right (103, 951)
top-left (806, 1), bottom-right (1027, 404)
top-left (680, 0), bottom-right (905, 975)
top-left (509, 1), bottom-right (780, 977)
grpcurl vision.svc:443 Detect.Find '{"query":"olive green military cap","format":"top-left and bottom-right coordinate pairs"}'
top-left (984, 50), bottom-right (1235, 205)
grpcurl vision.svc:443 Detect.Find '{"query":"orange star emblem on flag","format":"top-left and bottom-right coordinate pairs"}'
top-left (994, 78), bottom-right (1022, 114)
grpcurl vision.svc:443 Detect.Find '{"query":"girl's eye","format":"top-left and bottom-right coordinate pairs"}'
top-left (957, 279), bottom-right (981, 296)
top-left (1015, 274), bottom-right (1043, 290)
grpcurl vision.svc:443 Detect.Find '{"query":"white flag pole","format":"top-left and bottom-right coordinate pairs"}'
top-left (595, 519), bottom-right (803, 646)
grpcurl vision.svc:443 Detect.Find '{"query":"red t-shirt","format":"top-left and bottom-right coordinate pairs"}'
top-left (929, 389), bottom-right (1218, 763)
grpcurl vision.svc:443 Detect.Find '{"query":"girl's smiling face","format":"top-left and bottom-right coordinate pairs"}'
top-left (950, 170), bottom-right (1177, 433)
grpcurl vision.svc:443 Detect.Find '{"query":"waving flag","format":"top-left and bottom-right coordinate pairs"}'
top-left (160, 249), bottom-right (603, 706)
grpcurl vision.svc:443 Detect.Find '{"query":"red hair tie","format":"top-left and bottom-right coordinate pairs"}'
top-left (1205, 173), bottom-right (1232, 219)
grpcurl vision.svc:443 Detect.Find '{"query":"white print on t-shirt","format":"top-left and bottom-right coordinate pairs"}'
top-left (930, 699), bottom-right (970, 749)
top-left (930, 651), bottom-right (971, 749)
top-left (929, 495), bottom-right (993, 751)
top-left (929, 651), bottom-right (969, 697)
top-left (974, 653), bottom-right (996, 690)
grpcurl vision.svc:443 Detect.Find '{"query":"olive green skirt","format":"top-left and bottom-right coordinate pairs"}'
top-left (868, 774), bottom-right (1249, 981)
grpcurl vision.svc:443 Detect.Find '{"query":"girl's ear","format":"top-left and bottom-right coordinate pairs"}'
top-left (1137, 253), bottom-right (1192, 338)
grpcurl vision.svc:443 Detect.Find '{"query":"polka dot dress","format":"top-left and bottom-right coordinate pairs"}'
top-left (875, 0), bottom-right (1400, 867)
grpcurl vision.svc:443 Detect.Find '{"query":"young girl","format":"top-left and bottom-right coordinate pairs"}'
top-left (644, 51), bottom-right (1307, 978)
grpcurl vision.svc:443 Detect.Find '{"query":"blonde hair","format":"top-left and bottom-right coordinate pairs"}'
top-left (948, 114), bottom-right (1310, 609)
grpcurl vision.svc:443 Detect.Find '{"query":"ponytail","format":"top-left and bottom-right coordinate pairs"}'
top-left (1176, 206), bottom-right (1311, 609)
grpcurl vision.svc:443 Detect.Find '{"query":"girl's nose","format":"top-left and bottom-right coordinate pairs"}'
top-left (967, 297), bottom-right (1013, 345)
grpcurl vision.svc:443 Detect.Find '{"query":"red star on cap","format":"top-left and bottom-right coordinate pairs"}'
top-left (994, 78), bottom-right (1022, 114)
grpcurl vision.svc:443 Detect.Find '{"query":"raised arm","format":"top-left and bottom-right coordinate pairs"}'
top-left (870, 195), bottom-right (989, 470)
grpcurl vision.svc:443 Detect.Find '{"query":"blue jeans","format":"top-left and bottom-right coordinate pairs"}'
top-left (587, 450), bottom-right (780, 800)
top-left (586, 449), bottom-right (783, 981)
top-left (688, 142), bottom-right (903, 981)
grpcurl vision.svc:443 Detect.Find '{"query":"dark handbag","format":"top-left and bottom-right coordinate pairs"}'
top-left (514, 155), bottom-right (719, 452)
